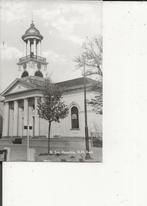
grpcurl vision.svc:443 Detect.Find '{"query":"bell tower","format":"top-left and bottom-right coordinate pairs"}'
top-left (17, 21), bottom-right (48, 78)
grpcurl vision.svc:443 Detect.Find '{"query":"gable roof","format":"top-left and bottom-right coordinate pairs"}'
top-left (1, 76), bottom-right (99, 97)
top-left (56, 77), bottom-right (96, 88)
top-left (1, 78), bottom-right (36, 96)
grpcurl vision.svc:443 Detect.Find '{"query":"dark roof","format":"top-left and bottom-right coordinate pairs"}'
top-left (1, 76), bottom-right (100, 97)
top-left (20, 76), bottom-right (98, 91)
top-left (56, 77), bottom-right (96, 88)
top-left (22, 22), bottom-right (43, 40)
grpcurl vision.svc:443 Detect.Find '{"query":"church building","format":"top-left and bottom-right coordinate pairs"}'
top-left (1, 22), bottom-right (102, 139)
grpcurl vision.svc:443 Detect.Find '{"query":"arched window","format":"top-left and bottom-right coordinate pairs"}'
top-left (21, 70), bottom-right (29, 78)
top-left (71, 106), bottom-right (79, 129)
top-left (34, 70), bottom-right (43, 77)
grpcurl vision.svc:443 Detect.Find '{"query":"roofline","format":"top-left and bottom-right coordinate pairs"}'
top-left (0, 78), bottom-right (36, 96)
top-left (1, 77), bottom-right (99, 97)
top-left (4, 88), bottom-right (39, 97)
top-left (3, 82), bottom-right (94, 98)
top-left (22, 34), bottom-right (43, 41)
top-left (0, 78), bottom-right (19, 96)
top-left (55, 77), bottom-right (97, 85)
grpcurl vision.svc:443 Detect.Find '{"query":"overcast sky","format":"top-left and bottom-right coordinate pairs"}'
top-left (0, 0), bottom-right (102, 92)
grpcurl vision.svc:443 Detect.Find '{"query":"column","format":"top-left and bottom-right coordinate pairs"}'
top-left (38, 41), bottom-right (41, 56)
top-left (24, 42), bottom-right (26, 56)
top-left (26, 40), bottom-right (29, 56)
top-left (33, 39), bottom-right (36, 56)
top-left (2, 102), bottom-right (9, 137)
top-left (24, 98), bottom-right (28, 136)
top-left (35, 97), bottom-right (39, 136)
top-left (28, 105), bottom-right (33, 137)
top-left (25, 41), bottom-right (27, 56)
top-left (13, 100), bottom-right (18, 137)
top-left (18, 107), bottom-right (23, 137)
top-left (28, 40), bottom-right (31, 56)
top-left (9, 107), bottom-right (14, 137)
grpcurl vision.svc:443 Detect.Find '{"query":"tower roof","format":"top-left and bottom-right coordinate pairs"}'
top-left (22, 21), bottom-right (43, 41)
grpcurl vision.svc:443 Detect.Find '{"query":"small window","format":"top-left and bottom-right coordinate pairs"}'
top-left (71, 106), bottom-right (79, 129)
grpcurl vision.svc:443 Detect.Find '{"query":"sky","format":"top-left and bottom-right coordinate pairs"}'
top-left (0, 0), bottom-right (102, 92)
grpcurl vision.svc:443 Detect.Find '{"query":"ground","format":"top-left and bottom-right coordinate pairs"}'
top-left (36, 147), bottom-right (102, 162)
top-left (0, 138), bottom-right (102, 162)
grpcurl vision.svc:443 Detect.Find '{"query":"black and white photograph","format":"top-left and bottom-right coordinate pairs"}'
top-left (1, 1), bottom-right (147, 206)
top-left (0, 0), bottom-right (102, 162)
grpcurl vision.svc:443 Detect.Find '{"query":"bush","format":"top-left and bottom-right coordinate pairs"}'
top-left (12, 138), bottom-right (22, 144)
top-left (92, 138), bottom-right (102, 147)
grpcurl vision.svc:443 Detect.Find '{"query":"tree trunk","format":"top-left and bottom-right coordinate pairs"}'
top-left (48, 122), bottom-right (51, 154)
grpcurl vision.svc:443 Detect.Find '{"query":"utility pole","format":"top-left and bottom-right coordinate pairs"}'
top-left (83, 60), bottom-right (91, 160)
top-left (27, 126), bottom-right (30, 161)
top-left (24, 107), bottom-right (32, 161)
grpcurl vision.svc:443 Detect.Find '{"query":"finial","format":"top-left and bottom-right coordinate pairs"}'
top-left (31, 12), bottom-right (34, 26)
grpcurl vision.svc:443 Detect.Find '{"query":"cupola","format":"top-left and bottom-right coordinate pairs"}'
top-left (17, 21), bottom-right (48, 78)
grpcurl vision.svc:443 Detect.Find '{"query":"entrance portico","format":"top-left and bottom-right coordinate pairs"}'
top-left (2, 96), bottom-right (40, 137)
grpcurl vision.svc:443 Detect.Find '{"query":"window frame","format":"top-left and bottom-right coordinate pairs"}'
top-left (71, 106), bottom-right (79, 130)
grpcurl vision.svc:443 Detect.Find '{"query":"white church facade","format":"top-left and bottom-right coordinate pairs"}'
top-left (1, 22), bottom-right (102, 139)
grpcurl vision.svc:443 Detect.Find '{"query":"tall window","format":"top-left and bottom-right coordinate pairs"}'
top-left (71, 106), bottom-right (79, 129)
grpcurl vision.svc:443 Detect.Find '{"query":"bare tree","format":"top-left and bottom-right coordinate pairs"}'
top-left (74, 36), bottom-right (103, 114)
top-left (88, 81), bottom-right (103, 114)
top-left (37, 78), bottom-right (69, 154)
top-left (74, 36), bottom-right (102, 77)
